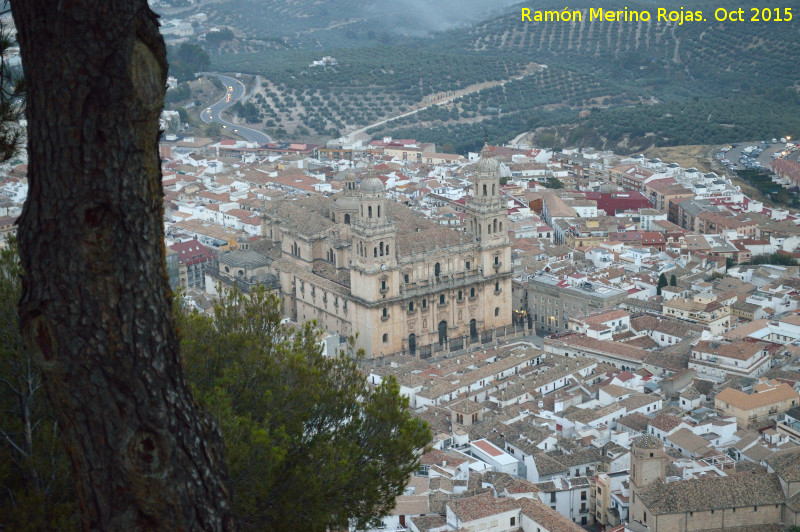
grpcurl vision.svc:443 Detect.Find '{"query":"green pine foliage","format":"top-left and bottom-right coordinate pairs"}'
top-left (0, 237), bottom-right (78, 529)
top-left (177, 286), bottom-right (431, 531)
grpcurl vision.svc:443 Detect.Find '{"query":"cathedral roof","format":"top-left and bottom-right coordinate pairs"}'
top-left (330, 192), bottom-right (359, 212)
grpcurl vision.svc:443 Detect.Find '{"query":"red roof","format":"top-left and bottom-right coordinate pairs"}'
top-left (473, 439), bottom-right (503, 457)
top-left (169, 239), bottom-right (214, 266)
top-left (584, 191), bottom-right (652, 215)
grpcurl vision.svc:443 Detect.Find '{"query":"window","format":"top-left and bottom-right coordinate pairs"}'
top-left (550, 492), bottom-right (556, 503)
top-left (381, 280), bottom-right (387, 291)
top-left (597, 488), bottom-right (602, 495)
top-left (439, 294), bottom-right (445, 305)
top-left (466, 261), bottom-right (471, 270)
top-left (510, 517), bottom-right (515, 526)
top-left (408, 301), bottom-right (414, 312)
top-left (754, 506), bottom-right (758, 512)
top-left (382, 307), bottom-right (388, 318)
top-left (581, 491), bottom-right (587, 501)
top-left (404, 273), bottom-right (409, 283)
top-left (458, 290), bottom-right (463, 301)
top-left (495, 307), bottom-right (500, 317)
top-left (494, 255), bottom-right (499, 266)
top-left (470, 287), bottom-right (476, 298)
top-left (422, 299), bottom-right (427, 309)
top-left (495, 281), bottom-right (500, 292)
top-left (434, 262), bottom-right (441, 277)
top-left (382, 334), bottom-right (388, 343)
top-left (650, 452), bottom-right (654, 458)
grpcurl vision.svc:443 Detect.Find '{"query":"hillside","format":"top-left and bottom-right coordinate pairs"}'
top-left (192, 0), bottom-right (520, 49)
top-left (371, 0), bottom-right (800, 152)
top-left (195, 0), bottom-right (799, 152)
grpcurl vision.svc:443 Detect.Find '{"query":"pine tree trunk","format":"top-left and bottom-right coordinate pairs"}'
top-left (11, 2), bottom-right (234, 530)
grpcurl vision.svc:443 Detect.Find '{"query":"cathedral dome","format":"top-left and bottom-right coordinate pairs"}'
top-left (359, 175), bottom-right (385, 195)
top-left (474, 144), bottom-right (500, 175)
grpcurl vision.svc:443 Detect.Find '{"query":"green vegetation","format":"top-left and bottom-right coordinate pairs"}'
top-left (669, 274), bottom-right (676, 287)
top-left (212, 48), bottom-right (527, 137)
top-left (231, 100), bottom-right (263, 123)
top-left (0, 237), bottom-right (78, 529)
top-left (544, 177), bottom-right (565, 189)
top-left (205, 122), bottom-right (222, 137)
top-left (657, 273), bottom-right (668, 295)
top-left (745, 253), bottom-right (799, 266)
top-left (165, 82), bottom-right (192, 105)
top-left (205, 27), bottom-right (235, 47)
top-left (178, 286), bottom-right (431, 531)
top-left (190, 0), bottom-right (799, 150)
top-left (167, 43), bottom-right (210, 82)
top-left (1, 237), bottom-right (430, 530)
top-left (736, 169), bottom-right (800, 208)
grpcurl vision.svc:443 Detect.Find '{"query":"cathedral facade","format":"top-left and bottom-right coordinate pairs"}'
top-left (255, 145), bottom-right (512, 358)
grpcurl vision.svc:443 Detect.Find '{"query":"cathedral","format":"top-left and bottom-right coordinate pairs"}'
top-left (209, 145), bottom-right (513, 359)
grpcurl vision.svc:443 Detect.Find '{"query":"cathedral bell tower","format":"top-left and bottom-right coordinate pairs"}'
top-left (350, 166), bottom-right (397, 300)
top-left (466, 144), bottom-right (508, 249)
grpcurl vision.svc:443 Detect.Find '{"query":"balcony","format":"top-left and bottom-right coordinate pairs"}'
top-left (381, 314), bottom-right (390, 322)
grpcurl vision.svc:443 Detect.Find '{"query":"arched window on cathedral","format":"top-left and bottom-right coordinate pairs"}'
top-left (385, 244), bottom-right (389, 255)
top-left (368, 206), bottom-right (373, 218)
top-left (492, 184), bottom-right (496, 196)
top-left (482, 184), bottom-right (487, 196)
top-left (374, 247), bottom-right (377, 258)
top-left (493, 219), bottom-right (497, 233)
top-left (377, 205), bottom-right (380, 218)
top-left (487, 224), bottom-right (492, 234)
top-left (379, 242), bottom-right (384, 256)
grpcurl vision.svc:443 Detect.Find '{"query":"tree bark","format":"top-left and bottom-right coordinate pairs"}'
top-left (11, 2), bottom-right (234, 530)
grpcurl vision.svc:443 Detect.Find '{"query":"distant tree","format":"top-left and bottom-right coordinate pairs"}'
top-left (179, 286), bottom-right (431, 531)
top-left (746, 253), bottom-right (798, 266)
top-left (167, 43), bottom-right (210, 82)
top-left (669, 274), bottom-right (676, 286)
top-left (205, 121), bottom-right (223, 137)
top-left (177, 106), bottom-right (188, 124)
top-left (726, 257), bottom-right (736, 269)
top-left (544, 177), bottom-right (564, 189)
top-left (205, 28), bottom-right (235, 47)
top-left (657, 273), bottom-right (668, 295)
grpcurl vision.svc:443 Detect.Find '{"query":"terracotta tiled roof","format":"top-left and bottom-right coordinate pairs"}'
top-left (517, 496), bottom-right (585, 532)
top-left (637, 473), bottom-right (785, 514)
top-left (447, 492), bottom-right (519, 522)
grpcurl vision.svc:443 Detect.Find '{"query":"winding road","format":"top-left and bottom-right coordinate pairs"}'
top-left (199, 73), bottom-right (272, 144)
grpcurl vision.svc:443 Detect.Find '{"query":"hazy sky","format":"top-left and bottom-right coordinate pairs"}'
top-left (364, 0), bottom-right (521, 34)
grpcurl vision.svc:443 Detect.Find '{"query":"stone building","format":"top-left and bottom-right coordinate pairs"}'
top-left (223, 146), bottom-right (513, 358)
top-left (628, 434), bottom-right (799, 530)
top-left (526, 274), bottom-right (627, 334)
